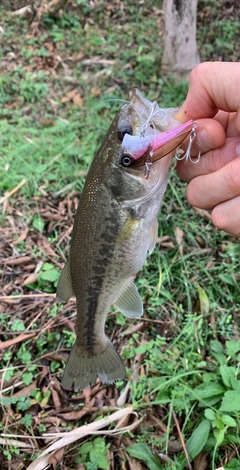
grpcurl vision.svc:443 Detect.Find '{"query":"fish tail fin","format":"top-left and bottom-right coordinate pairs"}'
top-left (61, 339), bottom-right (126, 392)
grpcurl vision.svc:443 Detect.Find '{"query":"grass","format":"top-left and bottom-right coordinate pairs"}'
top-left (0, 1), bottom-right (240, 469)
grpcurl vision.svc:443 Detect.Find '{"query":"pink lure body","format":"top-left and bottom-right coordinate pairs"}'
top-left (121, 119), bottom-right (194, 164)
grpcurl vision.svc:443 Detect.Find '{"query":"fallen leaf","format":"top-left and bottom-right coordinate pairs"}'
top-left (4, 256), bottom-right (32, 265)
top-left (120, 322), bottom-right (144, 336)
top-left (57, 406), bottom-right (98, 421)
top-left (23, 273), bottom-right (39, 286)
top-left (61, 89), bottom-right (83, 106)
top-left (193, 207), bottom-right (212, 220)
top-left (13, 380), bottom-right (38, 399)
top-left (13, 227), bottom-right (29, 244)
top-left (72, 93), bottom-right (83, 106)
top-left (48, 447), bottom-right (66, 470)
top-left (0, 333), bottom-right (36, 350)
top-left (174, 227), bottom-right (184, 256)
top-left (193, 452), bottom-right (208, 470)
top-left (124, 449), bottom-right (145, 470)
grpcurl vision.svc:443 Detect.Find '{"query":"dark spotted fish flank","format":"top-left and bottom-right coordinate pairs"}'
top-left (83, 209), bottom-right (121, 353)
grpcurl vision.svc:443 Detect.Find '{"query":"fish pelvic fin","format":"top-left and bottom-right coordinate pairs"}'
top-left (61, 339), bottom-right (126, 392)
top-left (56, 258), bottom-right (74, 303)
top-left (114, 278), bottom-right (143, 318)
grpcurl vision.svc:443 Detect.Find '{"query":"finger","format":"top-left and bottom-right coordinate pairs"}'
top-left (186, 156), bottom-right (240, 210)
top-left (212, 196), bottom-right (240, 237)
top-left (177, 137), bottom-right (240, 182)
top-left (175, 62), bottom-right (240, 131)
top-left (214, 110), bottom-right (239, 138)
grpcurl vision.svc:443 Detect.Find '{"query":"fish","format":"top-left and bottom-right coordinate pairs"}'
top-left (56, 89), bottom-right (194, 392)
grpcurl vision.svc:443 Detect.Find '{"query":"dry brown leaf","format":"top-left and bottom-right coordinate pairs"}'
top-left (0, 333), bottom-right (36, 350)
top-left (48, 447), bottom-right (67, 469)
top-left (38, 236), bottom-right (58, 257)
top-left (174, 227), bottom-right (184, 256)
top-left (13, 227), bottom-right (29, 244)
top-left (158, 453), bottom-right (174, 464)
top-left (57, 406), bottom-right (98, 421)
top-left (124, 449), bottom-right (144, 470)
top-left (12, 380), bottom-right (38, 399)
top-left (167, 439), bottom-right (182, 453)
top-left (3, 256), bottom-right (32, 265)
top-left (120, 322), bottom-right (144, 336)
top-left (193, 207), bottom-right (212, 220)
top-left (159, 235), bottom-right (172, 242)
top-left (193, 452), bottom-right (208, 470)
top-left (72, 93), bottom-right (83, 106)
top-left (38, 366), bottom-right (50, 387)
top-left (195, 236), bottom-right (206, 248)
top-left (146, 413), bottom-right (168, 433)
top-left (90, 87), bottom-right (101, 97)
top-left (50, 385), bottom-right (62, 410)
top-left (61, 89), bottom-right (83, 106)
top-left (161, 241), bottom-right (175, 248)
top-left (23, 263), bottom-right (36, 271)
top-left (23, 273), bottom-right (39, 286)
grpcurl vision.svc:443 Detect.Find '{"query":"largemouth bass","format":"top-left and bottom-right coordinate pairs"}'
top-left (57, 89), bottom-right (194, 392)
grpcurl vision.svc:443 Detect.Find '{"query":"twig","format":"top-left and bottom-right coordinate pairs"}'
top-left (0, 179), bottom-right (27, 204)
top-left (0, 333), bottom-right (36, 350)
top-left (172, 408), bottom-right (193, 470)
top-left (0, 293), bottom-right (56, 302)
top-left (26, 406), bottom-right (135, 470)
top-left (0, 437), bottom-right (34, 449)
top-left (11, 5), bottom-right (32, 16)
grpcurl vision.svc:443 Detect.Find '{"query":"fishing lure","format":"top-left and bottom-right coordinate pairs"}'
top-left (119, 119), bottom-right (200, 178)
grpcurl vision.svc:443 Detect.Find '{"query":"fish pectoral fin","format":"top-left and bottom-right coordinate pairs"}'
top-left (56, 258), bottom-right (74, 303)
top-left (114, 279), bottom-right (143, 318)
top-left (148, 218), bottom-right (158, 254)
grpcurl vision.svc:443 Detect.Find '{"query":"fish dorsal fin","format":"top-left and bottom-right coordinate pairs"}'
top-left (56, 257), bottom-right (74, 303)
top-left (148, 218), bottom-right (158, 254)
top-left (114, 279), bottom-right (143, 318)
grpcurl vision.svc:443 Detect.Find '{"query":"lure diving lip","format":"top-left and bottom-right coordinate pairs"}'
top-left (119, 119), bottom-right (196, 167)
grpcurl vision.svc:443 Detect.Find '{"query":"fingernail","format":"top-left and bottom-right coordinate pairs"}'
top-left (174, 108), bottom-right (186, 122)
top-left (196, 129), bottom-right (211, 150)
top-left (236, 143), bottom-right (240, 157)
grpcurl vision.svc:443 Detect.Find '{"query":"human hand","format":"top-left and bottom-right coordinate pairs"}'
top-left (175, 61), bottom-right (240, 236)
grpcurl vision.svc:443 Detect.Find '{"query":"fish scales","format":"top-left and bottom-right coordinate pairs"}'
top-left (56, 89), bottom-right (191, 391)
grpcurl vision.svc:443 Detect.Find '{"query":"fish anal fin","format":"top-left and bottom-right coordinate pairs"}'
top-left (148, 218), bottom-right (158, 254)
top-left (114, 278), bottom-right (143, 318)
top-left (56, 258), bottom-right (74, 303)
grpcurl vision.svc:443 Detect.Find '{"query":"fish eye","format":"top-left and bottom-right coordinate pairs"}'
top-left (120, 153), bottom-right (133, 167)
top-left (117, 124), bottom-right (133, 142)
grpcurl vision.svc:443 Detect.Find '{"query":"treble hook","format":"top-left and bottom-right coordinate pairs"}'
top-left (176, 126), bottom-right (201, 164)
top-left (144, 151), bottom-right (153, 178)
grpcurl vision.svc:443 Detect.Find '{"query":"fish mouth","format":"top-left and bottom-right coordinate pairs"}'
top-left (121, 155), bottom-right (172, 207)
